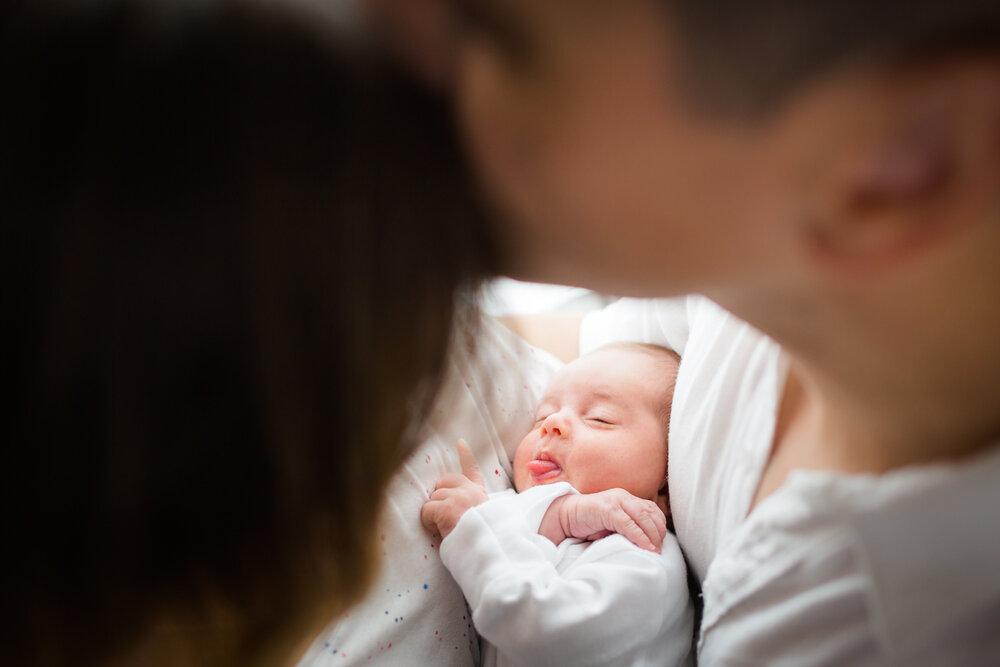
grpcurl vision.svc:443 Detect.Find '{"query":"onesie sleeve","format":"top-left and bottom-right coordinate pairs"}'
top-left (440, 483), bottom-right (693, 667)
top-left (580, 295), bottom-right (694, 357)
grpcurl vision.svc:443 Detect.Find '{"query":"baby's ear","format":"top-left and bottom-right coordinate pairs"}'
top-left (656, 471), bottom-right (673, 527)
top-left (655, 493), bottom-right (668, 514)
top-left (656, 490), bottom-right (674, 533)
top-left (656, 484), bottom-right (670, 517)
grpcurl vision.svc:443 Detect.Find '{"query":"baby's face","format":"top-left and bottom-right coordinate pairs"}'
top-left (513, 347), bottom-right (673, 502)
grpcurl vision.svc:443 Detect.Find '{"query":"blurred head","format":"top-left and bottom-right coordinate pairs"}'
top-left (512, 344), bottom-right (679, 502)
top-left (1, 0), bottom-right (494, 664)
top-left (448, 0), bottom-right (1000, 305)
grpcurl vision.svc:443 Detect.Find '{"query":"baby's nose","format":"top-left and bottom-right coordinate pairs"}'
top-left (540, 412), bottom-right (568, 437)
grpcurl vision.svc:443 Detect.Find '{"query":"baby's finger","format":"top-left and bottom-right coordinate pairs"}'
top-left (650, 503), bottom-right (668, 545)
top-left (456, 439), bottom-right (486, 488)
top-left (434, 472), bottom-right (470, 490)
top-left (630, 502), bottom-right (666, 553)
top-left (429, 487), bottom-right (453, 502)
top-left (608, 507), bottom-right (656, 552)
top-left (613, 496), bottom-right (667, 552)
top-left (420, 501), bottom-right (443, 537)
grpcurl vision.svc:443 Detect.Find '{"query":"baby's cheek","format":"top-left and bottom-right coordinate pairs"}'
top-left (632, 468), bottom-right (666, 502)
top-left (599, 460), bottom-right (655, 499)
top-left (571, 465), bottom-right (613, 496)
top-left (511, 436), bottom-right (537, 492)
top-left (511, 458), bottom-right (533, 493)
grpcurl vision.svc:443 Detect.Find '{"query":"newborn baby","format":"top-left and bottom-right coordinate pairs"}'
top-left (422, 343), bottom-right (694, 667)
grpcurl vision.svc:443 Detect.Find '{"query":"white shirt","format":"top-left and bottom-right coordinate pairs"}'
top-left (440, 482), bottom-right (694, 667)
top-left (581, 296), bottom-right (1000, 665)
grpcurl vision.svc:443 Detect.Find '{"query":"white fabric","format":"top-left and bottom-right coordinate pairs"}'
top-left (480, 278), bottom-right (613, 316)
top-left (440, 482), bottom-right (694, 667)
top-left (581, 296), bottom-right (784, 583)
top-left (299, 315), bottom-right (562, 667)
top-left (581, 296), bottom-right (1000, 666)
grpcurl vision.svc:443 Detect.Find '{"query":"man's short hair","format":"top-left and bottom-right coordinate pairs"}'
top-left (662, 1), bottom-right (1000, 117)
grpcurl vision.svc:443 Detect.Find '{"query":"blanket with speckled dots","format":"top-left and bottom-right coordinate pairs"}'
top-left (298, 314), bottom-right (562, 667)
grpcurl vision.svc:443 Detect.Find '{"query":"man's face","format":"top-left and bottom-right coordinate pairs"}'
top-left (452, 0), bottom-right (812, 297)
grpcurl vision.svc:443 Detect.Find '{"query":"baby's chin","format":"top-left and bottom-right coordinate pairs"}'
top-left (513, 472), bottom-right (567, 494)
top-left (512, 472), bottom-right (532, 494)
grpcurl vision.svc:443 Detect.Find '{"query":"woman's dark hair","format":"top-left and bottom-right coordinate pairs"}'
top-left (0, 0), bottom-right (494, 664)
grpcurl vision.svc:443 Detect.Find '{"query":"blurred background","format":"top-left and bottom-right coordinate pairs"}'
top-left (480, 278), bottom-right (613, 318)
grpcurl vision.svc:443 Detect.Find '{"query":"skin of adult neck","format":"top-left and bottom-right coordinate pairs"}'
top-left (710, 210), bottom-right (1000, 475)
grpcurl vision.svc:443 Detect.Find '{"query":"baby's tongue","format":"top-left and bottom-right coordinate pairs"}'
top-left (525, 460), bottom-right (560, 476)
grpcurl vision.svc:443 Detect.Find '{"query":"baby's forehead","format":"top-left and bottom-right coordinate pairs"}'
top-left (565, 345), bottom-right (666, 377)
top-left (541, 347), bottom-right (665, 400)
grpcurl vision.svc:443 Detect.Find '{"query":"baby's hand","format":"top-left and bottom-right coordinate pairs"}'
top-left (421, 439), bottom-right (489, 539)
top-left (538, 489), bottom-right (667, 553)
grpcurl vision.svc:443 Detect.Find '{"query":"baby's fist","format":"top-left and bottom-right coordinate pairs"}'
top-left (420, 440), bottom-right (488, 539)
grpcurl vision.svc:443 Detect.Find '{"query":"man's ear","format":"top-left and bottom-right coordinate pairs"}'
top-left (804, 57), bottom-right (1000, 275)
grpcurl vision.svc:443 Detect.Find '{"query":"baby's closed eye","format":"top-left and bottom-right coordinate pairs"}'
top-left (585, 415), bottom-right (616, 426)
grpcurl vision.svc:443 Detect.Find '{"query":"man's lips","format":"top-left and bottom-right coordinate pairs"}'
top-left (525, 458), bottom-right (562, 481)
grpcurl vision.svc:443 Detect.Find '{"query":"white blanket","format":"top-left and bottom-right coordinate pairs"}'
top-left (298, 314), bottom-right (562, 666)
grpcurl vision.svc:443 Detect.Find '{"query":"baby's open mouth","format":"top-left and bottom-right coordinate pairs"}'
top-left (525, 454), bottom-right (562, 481)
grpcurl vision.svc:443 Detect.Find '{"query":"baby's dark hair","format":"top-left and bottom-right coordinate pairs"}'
top-left (1, 1), bottom-right (494, 665)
